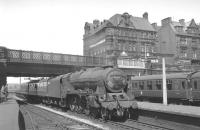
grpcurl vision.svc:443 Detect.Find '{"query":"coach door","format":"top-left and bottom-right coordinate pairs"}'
top-left (35, 83), bottom-right (38, 95)
top-left (186, 79), bottom-right (193, 101)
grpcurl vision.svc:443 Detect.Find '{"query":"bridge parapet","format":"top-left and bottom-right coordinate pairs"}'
top-left (5, 48), bottom-right (112, 67)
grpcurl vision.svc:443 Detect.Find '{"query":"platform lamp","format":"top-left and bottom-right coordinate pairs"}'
top-left (162, 57), bottom-right (167, 105)
top-left (154, 53), bottom-right (174, 105)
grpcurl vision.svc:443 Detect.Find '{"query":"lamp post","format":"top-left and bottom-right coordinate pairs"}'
top-left (162, 57), bottom-right (167, 105)
top-left (153, 53), bottom-right (174, 105)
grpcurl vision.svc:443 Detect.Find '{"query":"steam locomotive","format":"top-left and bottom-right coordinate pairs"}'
top-left (130, 71), bottom-right (200, 105)
top-left (17, 67), bottom-right (138, 120)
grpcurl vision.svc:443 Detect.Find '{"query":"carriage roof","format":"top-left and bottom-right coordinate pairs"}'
top-left (131, 73), bottom-right (189, 81)
top-left (190, 71), bottom-right (200, 78)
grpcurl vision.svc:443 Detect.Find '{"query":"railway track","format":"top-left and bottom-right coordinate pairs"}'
top-left (17, 100), bottom-right (101, 130)
top-left (16, 96), bottom-right (200, 130)
top-left (36, 103), bottom-right (174, 130)
top-left (98, 119), bottom-right (174, 130)
top-left (44, 104), bottom-right (174, 130)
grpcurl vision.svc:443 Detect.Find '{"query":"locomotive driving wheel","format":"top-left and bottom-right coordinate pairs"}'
top-left (101, 108), bottom-right (111, 121)
top-left (129, 108), bottom-right (139, 120)
top-left (77, 105), bottom-right (83, 113)
top-left (69, 99), bottom-right (76, 111)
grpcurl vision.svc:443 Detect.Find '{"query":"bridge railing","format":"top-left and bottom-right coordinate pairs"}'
top-left (6, 49), bottom-right (112, 66)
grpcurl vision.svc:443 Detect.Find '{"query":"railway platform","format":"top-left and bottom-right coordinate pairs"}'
top-left (0, 96), bottom-right (19, 130)
top-left (138, 101), bottom-right (200, 118)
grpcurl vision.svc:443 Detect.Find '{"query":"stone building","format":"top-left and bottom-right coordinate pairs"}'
top-left (83, 12), bottom-right (158, 75)
top-left (157, 17), bottom-right (200, 70)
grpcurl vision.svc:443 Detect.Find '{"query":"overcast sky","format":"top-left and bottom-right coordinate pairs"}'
top-left (1, 0), bottom-right (200, 83)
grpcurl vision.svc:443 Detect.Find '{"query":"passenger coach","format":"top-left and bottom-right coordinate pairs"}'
top-left (130, 72), bottom-right (200, 104)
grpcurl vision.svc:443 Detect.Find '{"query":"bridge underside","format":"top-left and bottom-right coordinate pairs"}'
top-left (5, 63), bottom-right (81, 77)
top-left (0, 62), bottom-right (83, 90)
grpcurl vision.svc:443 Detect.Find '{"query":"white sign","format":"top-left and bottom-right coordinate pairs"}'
top-left (117, 59), bottom-right (145, 68)
top-left (89, 39), bottom-right (105, 48)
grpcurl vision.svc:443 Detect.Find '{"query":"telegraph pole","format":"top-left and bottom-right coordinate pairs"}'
top-left (162, 57), bottom-right (167, 105)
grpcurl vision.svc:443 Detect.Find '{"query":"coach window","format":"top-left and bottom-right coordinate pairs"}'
top-left (132, 82), bottom-right (138, 89)
top-left (174, 80), bottom-right (179, 90)
top-left (182, 81), bottom-right (185, 89)
top-left (147, 81), bottom-right (152, 90)
top-left (132, 82), bottom-right (134, 88)
top-left (156, 80), bottom-right (161, 90)
top-left (139, 81), bottom-right (144, 90)
top-left (194, 80), bottom-right (197, 90)
top-left (34, 84), bottom-right (38, 90)
top-left (167, 80), bottom-right (172, 90)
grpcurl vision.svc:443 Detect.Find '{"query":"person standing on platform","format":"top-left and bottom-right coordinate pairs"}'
top-left (1, 85), bottom-right (5, 102)
top-left (4, 84), bottom-right (8, 101)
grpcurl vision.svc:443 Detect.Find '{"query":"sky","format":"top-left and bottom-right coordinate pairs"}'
top-left (0, 0), bottom-right (200, 83)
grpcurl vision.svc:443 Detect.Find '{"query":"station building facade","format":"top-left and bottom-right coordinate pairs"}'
top-left (157, 17), bottom-right (200, 70)
top-left (83, 12), bottom-right (159, 75)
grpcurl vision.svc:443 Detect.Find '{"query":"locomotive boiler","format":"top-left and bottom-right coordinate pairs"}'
top-left (66, 67), bottom-right (138, 120)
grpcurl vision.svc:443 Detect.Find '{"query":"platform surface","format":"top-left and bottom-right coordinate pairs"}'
top-left (138, 101), bottom-right (200, 118)
top-left (0, 97), bottom-right (19, 130)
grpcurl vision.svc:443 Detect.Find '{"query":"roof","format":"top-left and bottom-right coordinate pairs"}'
top-left (172, 21), bottom-right (183, 27)
top-left (108, 13), bottom-right (155, 31)
top-left (191, 71), bottom-right (200, 78)
top-left (131, 73), bottom-right (189, 81)
top-left (170, 18), bottom-right (199, 35)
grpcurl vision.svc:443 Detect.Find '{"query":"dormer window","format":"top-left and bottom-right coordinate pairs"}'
top-left (187, 27), bottom-right (198, 34)
top-left (175, 26), bottom-right (183, 32)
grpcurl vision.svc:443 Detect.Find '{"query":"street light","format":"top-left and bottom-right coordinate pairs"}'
top-left (120, 51), bottom-right (128, 57)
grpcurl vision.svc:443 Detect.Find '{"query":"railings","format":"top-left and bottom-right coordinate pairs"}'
top-left (7, 49), bottom-right (111, 66)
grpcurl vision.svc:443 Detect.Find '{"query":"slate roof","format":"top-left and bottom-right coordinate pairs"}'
top-left (170, 18), bottom-right (200, 35)
top-left (108, 13), bottom-right (155, 31)
top-left (172, 21), bottom-right (183, 27)
top-left (84, 13), bottom-right (156, 36)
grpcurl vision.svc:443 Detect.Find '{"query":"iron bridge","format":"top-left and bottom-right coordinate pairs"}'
top-left (0, 46), bottom-right (112, 87)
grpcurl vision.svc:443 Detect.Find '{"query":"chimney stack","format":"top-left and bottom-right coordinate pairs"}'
top-left (93, 19), bottom-right (100, 27)
top-left (179, 19), bottom-right (185, 26)
top-left (161, 17), bottom-right (172, 26)
top-left (151, 23), bottom-right (157, 29)
top-left (143, 12), bottom-right (148, 20)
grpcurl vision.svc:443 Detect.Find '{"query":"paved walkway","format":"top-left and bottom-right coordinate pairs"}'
top-left (138, 101), bottom-right (200, 118)
top-left (0, 97), bottom-right (19, 130)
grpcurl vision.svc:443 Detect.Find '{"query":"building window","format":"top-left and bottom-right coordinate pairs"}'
top-left (151, 47), bottom-right (155, 52)
top-left (141, 46), bottom-right (145, 52)
top-left (192, 38), bottom-right (197, 43)
top-left (116, 43), bottom-right (120, 50)
top-left (132, 45), bottom-right (136, 51)
top-left (180, 37), bottom-right (186, 42)
top-left (180, 49), bottom-right (187, 58)
top-left (180, 37), bottom-right (187, 45)
top-left (175, 26), bottom-right (183, 32)
top-left (193, 52), bottom-right (197, 59)
top-left (141, 32), bottom-right (146, 38)
top-left (122, 44), bottom-right (126, 51)
top-left (118, 44), bottom-right (121, 50)
top-left (128, 44), bottom-right (132, 51)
